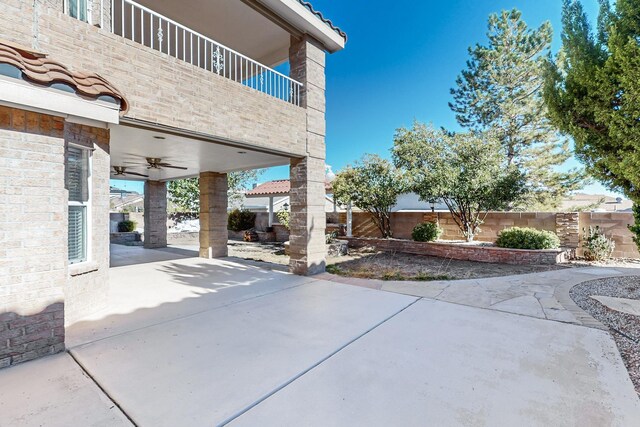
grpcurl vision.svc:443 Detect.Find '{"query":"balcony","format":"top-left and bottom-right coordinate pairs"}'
top-left (105, 0), bottom-right (303, 106)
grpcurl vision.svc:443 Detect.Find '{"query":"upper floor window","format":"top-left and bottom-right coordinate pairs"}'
top-left (67, 145), bottom-right (91, 264)
top-left (65, 0), bottom-right (90, 23)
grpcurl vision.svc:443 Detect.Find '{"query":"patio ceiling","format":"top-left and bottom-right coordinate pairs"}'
top-left (109, 123), bottom-right (291, 182)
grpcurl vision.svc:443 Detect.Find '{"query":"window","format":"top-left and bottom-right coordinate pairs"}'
top-left (67, 145), bottom-right (90, 264)
top-left (66, 0), bottom-right (90, 23)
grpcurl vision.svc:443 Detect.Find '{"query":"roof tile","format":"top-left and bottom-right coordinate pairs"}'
top-left (0, 39), bottom-right (129, 113)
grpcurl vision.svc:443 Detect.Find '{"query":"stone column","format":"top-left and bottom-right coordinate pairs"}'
top-left (289, 35), bottom-right (327, 275)
top-left (199, 172), bottom-right (228, 258)
top-left (143, 180), bottom-right (167, 249)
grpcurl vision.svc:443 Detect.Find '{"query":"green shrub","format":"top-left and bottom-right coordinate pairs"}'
top-left (117, 220), bottom-right (136, 232)
top-left (582, 226), bottom-right (615, 261)
top-left (412, 222), bottom-right (443, 242)
top-left (227, 209), bottom-right (256, 232)
top-left (496, 227), bottom-right (560, 250)
top-left (276, 209), bottom-right (290, 231)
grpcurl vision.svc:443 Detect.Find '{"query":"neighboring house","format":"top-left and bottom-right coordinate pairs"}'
top-left (559, 193), bottom-right (632, 212)
top-left (0, 1), bottom-right (345, 367)
top-left (110, 187), bottom-right (143, 212)
top-left (245, 179), bottom-right (336, 226)
top-left (391, 192), bottom-right (632, 213)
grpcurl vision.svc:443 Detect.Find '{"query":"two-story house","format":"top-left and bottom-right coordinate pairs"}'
top-left (0, 0), bottom-right (345, 367)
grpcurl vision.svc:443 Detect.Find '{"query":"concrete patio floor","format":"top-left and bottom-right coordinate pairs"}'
top-left (1, 245), bottom-right (639, 426)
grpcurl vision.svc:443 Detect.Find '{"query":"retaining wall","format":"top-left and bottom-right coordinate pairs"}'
top-left (345, 237), bottom-right (568, 265)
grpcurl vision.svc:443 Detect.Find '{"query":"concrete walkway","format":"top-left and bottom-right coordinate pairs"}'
top-left (317, 266), bottom-right (640, 329)
top-left (1, 247), bottom-right (639, 426)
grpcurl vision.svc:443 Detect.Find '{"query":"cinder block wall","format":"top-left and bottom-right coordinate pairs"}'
top-left (345, 210), bottom-right (640, 259)
top-left (0, 106), bottom-right (66, 367)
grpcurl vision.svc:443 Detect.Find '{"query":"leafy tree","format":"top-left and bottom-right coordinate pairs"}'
top-left (332, 154), bottom-right (405, 238)
top-left (543, 0), bottom-right (640, 247)
top-left (393, 123), bottom-right (526, 242)
top-left (450, 9), bottom-right (587, 210)
top-left (168, 169), bottom-right (264, 212)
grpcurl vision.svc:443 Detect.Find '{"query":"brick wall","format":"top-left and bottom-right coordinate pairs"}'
top-left (0, 1), bottom-right (308, 157)
top-left (64, 122), bottom-right (111, 324)
top-left (0, 106), bottom-right (67, 367)
top-left (346, 210), bottom-right (640, 259)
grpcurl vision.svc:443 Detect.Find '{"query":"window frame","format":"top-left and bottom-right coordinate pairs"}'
top-left (64, 0), bottom-right (91, 23)
top-left (67, 143), bottom-right (92, 265)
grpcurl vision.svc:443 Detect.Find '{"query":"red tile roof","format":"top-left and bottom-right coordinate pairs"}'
top-left (0, 40), bottom-right (129, 113)
top-left (246, 179), bottom-right (332, 197)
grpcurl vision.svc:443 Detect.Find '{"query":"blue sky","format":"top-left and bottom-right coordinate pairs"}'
top-left (113, 0), bottom-right (616, 196)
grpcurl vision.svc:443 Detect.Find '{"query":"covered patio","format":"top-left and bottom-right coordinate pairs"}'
top-left (1, 244), bottom-right (638, 425)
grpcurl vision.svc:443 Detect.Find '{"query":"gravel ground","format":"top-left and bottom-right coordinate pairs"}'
top-left (570, 277), bottom-right (640, 396)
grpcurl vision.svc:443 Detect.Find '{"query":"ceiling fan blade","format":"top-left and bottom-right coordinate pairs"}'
top-left (125, 171), bottom-right (149, 178)
top-left (161, 165), bottom-right (188, 170)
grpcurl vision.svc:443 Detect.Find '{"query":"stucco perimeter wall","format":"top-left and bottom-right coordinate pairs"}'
top-left (0, 1), bottom-right (308, 157)
top-left (580, 212), bottom-right (640, 258)
top-left (344, 211), bottom-right (640, 259)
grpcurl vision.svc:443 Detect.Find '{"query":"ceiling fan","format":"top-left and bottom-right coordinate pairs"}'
top-left (112, 166), bottom-right (149, 178)
top-left (125, 157), bottom-right (188, 171)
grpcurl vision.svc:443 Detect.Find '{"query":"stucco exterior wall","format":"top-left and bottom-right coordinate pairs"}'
top-left (0, 1), bottom-right (308, 157)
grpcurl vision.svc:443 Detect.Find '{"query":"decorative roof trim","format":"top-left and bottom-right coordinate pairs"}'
top-left (297, 1), bottom-right (347, 42)
top-left (0, 40), bottom-right (129, 114)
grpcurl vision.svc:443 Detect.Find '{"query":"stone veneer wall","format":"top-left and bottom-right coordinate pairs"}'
top-left (345, 237), bottom-right (568, 265)
top-left (343, 211), bottom-right (640, 259)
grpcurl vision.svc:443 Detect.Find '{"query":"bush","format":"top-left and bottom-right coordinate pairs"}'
top-left (276, 209), bottom-right (290, 231)
top-left (117, 220), bottom-right (136, 232)
top-left (496, 227), bottom-right (560, 250)
top-left (227, 209), bottom-right (256, 232)
top-left (582, 226), bottom-right (615, 261)
top-left (412, 222), bottom-right (443, 242)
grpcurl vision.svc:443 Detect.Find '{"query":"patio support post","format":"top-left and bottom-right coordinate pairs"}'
top-left (347, 202), bottom-right (353, 237)
top-left (268, 196), bottom-right (274, 227)
top-left (143, 180), bottom-right (168, 249)
top-left (289, 35), bottom-right (327, 275)
top-left (199, 171), bottom-right (228, 258)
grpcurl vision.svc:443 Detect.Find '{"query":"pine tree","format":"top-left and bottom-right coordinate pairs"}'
top-left (450, 9), bottom-right (587, 210)
top-left (544, 0), bottom-right (640, 248)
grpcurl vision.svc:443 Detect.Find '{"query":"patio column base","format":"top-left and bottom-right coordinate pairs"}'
top-left (289, 156), bottom-right (327, 275)
top-left (143, 180), bottom-right (167, 249)
top-left (199, 171), bottom-right (228, 259)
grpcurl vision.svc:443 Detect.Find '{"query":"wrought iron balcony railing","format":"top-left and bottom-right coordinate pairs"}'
top-left (105, 0), bottom-right (302, 106)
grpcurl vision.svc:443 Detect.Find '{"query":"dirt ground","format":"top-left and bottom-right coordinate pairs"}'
top-left (228, 241), bottom-right (570, 280)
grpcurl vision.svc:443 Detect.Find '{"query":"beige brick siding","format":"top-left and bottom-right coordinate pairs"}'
top-left (64, 122), bottom-right (111, 324)
top-left (580, 212), bottom-right (640, 258)
top-left (0, 1), bottom-right (308, 157)
top-left (0, 106), bottom-right (67, 367)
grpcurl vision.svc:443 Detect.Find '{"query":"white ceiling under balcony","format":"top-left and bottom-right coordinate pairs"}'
top-left (134, 0), bottom-right (291, 67)
top-left (109, 123), bottom-right (291, 182)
